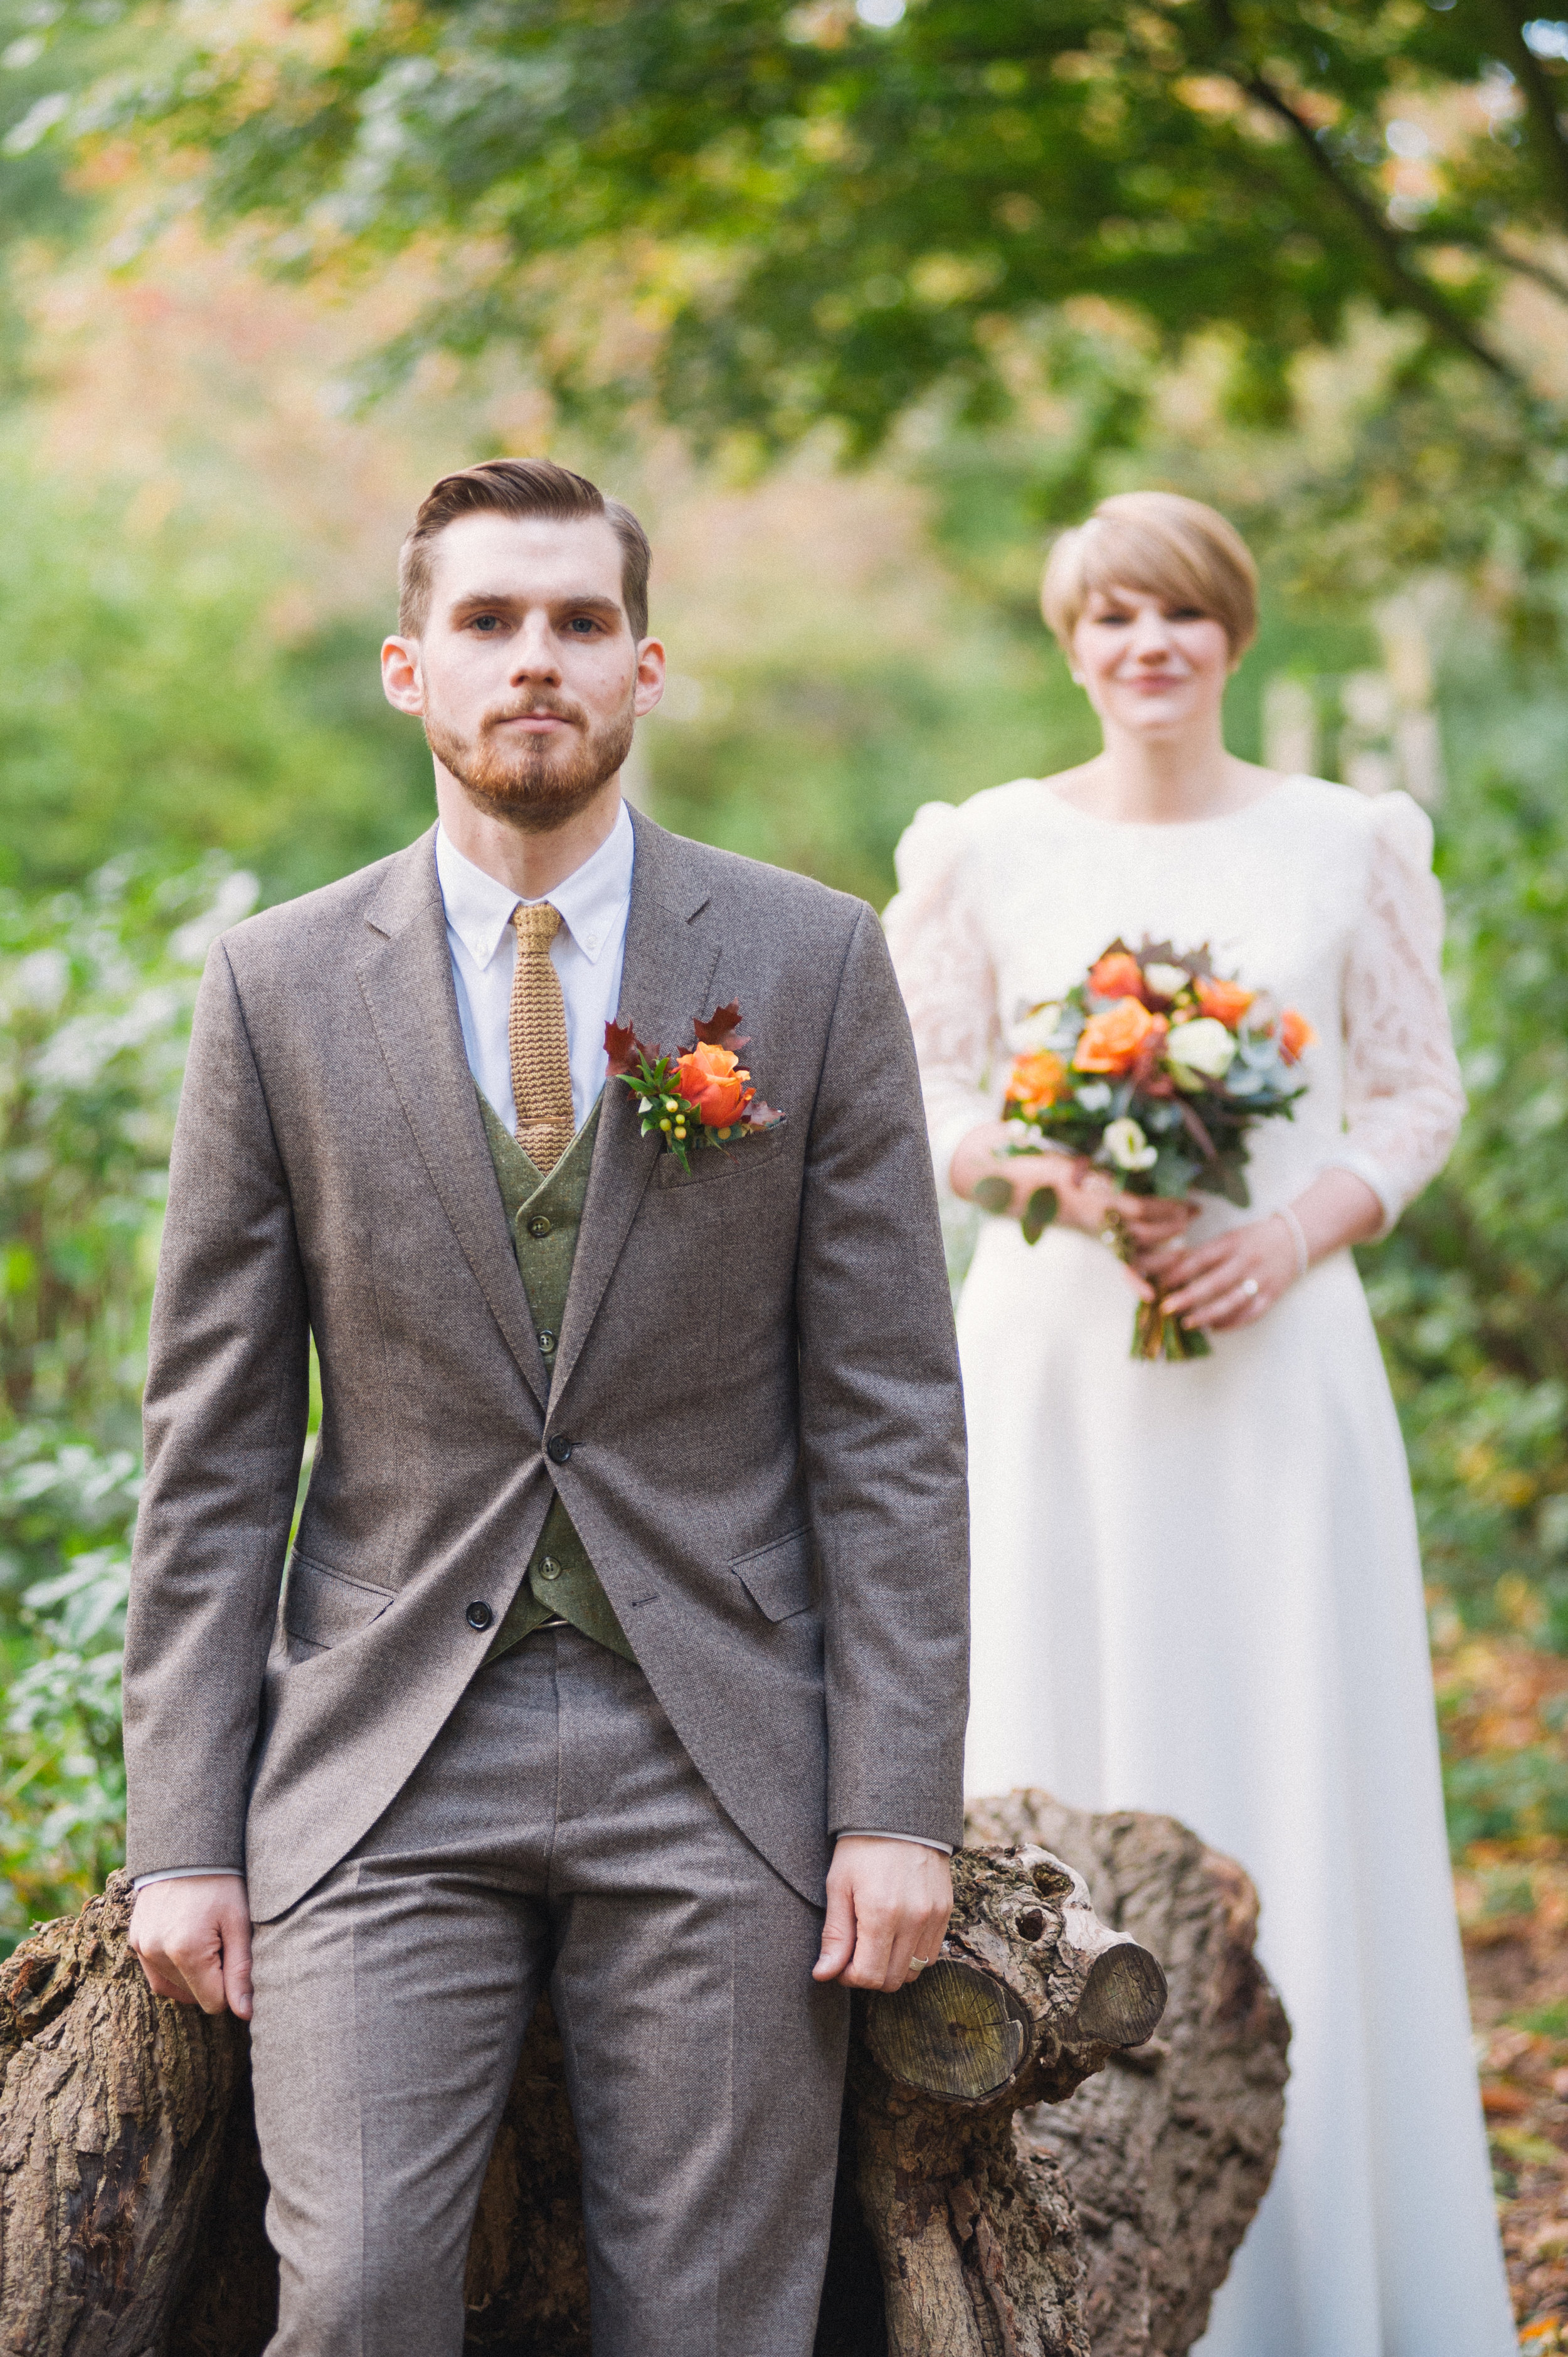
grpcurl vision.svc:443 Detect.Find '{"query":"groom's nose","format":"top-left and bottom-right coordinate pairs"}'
top-left (509, 610), bottom-right (564, 682)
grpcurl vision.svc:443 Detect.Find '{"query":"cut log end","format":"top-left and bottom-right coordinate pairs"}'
top-left (1073, 1940), bottom-right (1169, 2049)
top-left (865, 1959), bottom-right (1032, 2100)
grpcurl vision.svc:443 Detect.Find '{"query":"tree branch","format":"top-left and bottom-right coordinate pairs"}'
top-left (1488, 1), bottom-right (1568, 238)
top-left (1200, 1), bottom-right (1519, 386)
top-left (1473, 230), bottom-right (1568, 309)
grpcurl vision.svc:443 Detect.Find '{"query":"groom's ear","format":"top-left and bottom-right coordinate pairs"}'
top-left (381, 636), bottom-right (425, 716)
top-left (633, 635), bottom-right (667, 718)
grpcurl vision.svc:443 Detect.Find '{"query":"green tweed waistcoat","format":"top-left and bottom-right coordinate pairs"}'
top-left (476, 1088), bottom-right (636, 1666)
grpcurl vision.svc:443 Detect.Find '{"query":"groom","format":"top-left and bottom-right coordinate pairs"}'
top-left (122, 459), bottom-right (969, 2354)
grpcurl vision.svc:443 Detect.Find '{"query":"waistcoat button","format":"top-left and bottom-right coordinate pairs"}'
top-left (465, 1600), bottom-right (493, 1631)
top-left (538, 1556), bottom-right (562, 1581)
top-left (538, 1329), bottom-right (556, 1354)
top-left (527, 1216), bottom-right (551, 1238)
top-left (547, 1436), bottom-right (573, 1465)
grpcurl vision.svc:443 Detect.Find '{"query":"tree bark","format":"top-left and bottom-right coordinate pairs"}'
top-left (965, 1792), bottom-right (1291, 2357)
top-left (0, 1807), bottom-right (1282, 2356)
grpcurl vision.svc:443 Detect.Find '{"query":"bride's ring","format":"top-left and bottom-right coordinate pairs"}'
top-left (1239, 1277), bottom-right (1259, 1300)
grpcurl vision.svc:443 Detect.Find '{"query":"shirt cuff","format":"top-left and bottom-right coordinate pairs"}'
top-left (131, 1866), bottom-right (245, 1890)
top-left (835, 1831), bottom-right (954, 1855)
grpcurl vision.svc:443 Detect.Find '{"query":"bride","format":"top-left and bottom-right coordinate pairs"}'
top-left (884, 492), bottom-right (1513, 2356)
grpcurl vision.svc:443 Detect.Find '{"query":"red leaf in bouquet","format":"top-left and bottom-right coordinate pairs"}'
top-left (743, 1099), bottom-right (785, 1131)
top-left (693, 1001), bottom-right (749, 1052)
top-left (605, 1019), bottom-right (651, 1077)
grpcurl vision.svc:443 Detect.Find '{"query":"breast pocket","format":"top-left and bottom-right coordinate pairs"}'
top-left (283, 1551), bottom-right (395, 1656)
top-left (731, 1526), bottom-right (815, 1622)
top-left (653, 1126), bottom-right (792, 1190)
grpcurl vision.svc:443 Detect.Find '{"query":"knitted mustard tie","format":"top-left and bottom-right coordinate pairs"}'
top-left (509, 903), bottom-right (575, 1173)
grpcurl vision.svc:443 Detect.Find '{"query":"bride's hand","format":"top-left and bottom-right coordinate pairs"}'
top-left (950, 1124), bottom-right (1195, 1252)
top-left (1142, 1216), bottom-right (1300, 1333)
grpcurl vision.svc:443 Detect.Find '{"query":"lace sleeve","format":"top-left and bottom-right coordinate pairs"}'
top-left (883, 802), bottom-right (1004, 1191)
top-left (1333, 792), bottom-right (1465, 1236)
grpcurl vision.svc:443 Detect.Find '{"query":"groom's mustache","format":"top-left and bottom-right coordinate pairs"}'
top-left (482, 694), bottom-right (586, 731)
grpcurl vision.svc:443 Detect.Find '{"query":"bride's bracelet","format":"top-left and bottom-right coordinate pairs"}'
top-left (1275, 1205), bottom-right (1311, 1282)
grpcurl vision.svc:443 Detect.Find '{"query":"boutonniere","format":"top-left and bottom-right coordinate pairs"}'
top-left (605, 1003), bottom-right (785, 1174)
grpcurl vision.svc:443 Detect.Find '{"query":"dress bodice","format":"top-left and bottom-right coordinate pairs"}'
top-left (884, 773), bottom-right (1465, 1235)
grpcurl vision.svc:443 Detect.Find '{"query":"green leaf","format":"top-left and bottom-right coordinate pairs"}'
top-left (972, 1176), bottom-right (1012, 1216)
top-left (1020, 1186), bottom-right (1058, 1245)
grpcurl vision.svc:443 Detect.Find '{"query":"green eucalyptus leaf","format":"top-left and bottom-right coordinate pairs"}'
top-left (1021, 1186), bottom-right (1059, 1245)
top-left (972, 1176), bottom-right (1013, 1216)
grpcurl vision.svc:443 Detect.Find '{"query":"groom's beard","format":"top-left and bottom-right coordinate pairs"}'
top-left (425, 689), bottom-right (634, 833)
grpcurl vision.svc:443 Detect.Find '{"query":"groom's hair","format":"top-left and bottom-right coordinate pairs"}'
top-left (398, 459), bottom-right (652, 641)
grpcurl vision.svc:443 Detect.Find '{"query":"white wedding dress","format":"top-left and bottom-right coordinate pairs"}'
top-left (884, 774), bottom-right (1514, 2357)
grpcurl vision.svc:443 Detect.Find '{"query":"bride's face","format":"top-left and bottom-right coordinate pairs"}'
top-left (1070, 584), bottom-right (1233, 737)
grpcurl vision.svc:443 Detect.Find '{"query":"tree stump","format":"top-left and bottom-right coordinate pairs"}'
top-left (0, 1812), bottom-right (1279, 2355)
top-left (966, 1792), bottom-right (1291, 2357)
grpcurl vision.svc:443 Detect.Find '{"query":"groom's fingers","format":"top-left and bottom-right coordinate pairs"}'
top-left (812, 1880), bottom-right (859, 1982)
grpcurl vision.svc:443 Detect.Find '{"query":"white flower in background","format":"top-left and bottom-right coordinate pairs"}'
top-left (1143, 962), bottom-right (1190, 999)
top-left (1104, 1117), bottom-right (1158, 1171)
top-left (1075, 1081), bottom-right (1113, 1112)
top-left (1011, 999), bottom-right (1064, 1051)
top-left (1165, 1016), bottom-right (1236, 1085)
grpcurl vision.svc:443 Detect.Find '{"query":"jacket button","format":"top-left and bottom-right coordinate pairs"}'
top-left (466, 1600), bottom-right (493, 1631)
top-left (527, 1216), bottom-right (551, 1238)
top-left (547, 1436), bottom-right (573, 1465)
top-left (538, 1329), bottom-right (557, 1354)
top-left (538, 1556), bottom-right (562, 1582)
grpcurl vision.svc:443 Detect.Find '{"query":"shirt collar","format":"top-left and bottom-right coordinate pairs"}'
top-left (435, 799), bottom-right (635, 970)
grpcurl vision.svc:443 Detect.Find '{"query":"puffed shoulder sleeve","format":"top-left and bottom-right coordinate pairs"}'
top-left (882, 800), bottom-right (1004, 1193)
top-left (1333, 791), bottom-right (1466, 1236)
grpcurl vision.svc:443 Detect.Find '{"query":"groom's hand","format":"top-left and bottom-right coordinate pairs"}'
top-left (129, 1875), bottom-right (253, 2020)
top-left (813, 1836), bottom-right (953, 1991)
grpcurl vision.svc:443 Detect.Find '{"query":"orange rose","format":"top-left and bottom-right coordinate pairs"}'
top-left (1089, 951), bottom-right (1145, 1001)
top-left (1195, 976), bottom-right (1255, 1030)
top-left (1073, 997), bottom-right (1158, 1074)
top-left (1006, 1050), bottom-right (1068, 1114)
top-left (1278, 1008), bottom-right (1316, 1065)
top-left (676, 1041), bottom-right (753, 1126)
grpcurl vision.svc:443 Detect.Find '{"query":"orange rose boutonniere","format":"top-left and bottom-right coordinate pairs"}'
top-left (607, 1003), bottom-right (784, 1173)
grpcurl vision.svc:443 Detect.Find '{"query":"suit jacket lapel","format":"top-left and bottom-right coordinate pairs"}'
top-left (356, 829), bottom-right (549, 1408)
top-left (549, 810), bottom-right (721, 1403)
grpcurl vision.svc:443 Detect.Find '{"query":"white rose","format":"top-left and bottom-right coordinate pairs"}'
top-left (1011, 1000), bottom-right (1064, 1052)
top-left (1143, 962), bottom-right (1190, 999)
top-left (1164, 1017), bottom-right (1236, 1085)
top-left (1103, 1117), bottom-right (1158, 1171)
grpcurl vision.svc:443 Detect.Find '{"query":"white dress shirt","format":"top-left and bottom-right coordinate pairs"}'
top-left (437, 802), bottom-right (635, 1132)
top-left (135, 805), bottom-right (943, 1882)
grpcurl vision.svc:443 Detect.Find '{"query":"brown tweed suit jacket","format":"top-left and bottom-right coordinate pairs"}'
top-left (123, 812), bottom-right (969, 1920)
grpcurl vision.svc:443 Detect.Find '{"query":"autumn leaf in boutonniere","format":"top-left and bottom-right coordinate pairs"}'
top-left (605, 1003), bottom-right (785, 1174)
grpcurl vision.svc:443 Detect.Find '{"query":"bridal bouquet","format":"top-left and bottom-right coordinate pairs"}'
top-left (993, 940), bottom-right (1313, 1361)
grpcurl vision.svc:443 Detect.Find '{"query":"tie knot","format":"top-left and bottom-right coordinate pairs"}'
top-left (512, 902), bottom-right (562, 955)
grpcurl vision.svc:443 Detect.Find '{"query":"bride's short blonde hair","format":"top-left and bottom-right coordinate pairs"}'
top-left (1041, 492), bottom-right (1259, 657)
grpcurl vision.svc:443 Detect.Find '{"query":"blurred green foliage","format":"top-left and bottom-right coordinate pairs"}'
top-left (0, 455), bottom-right (435, 902)
top-left (0, 865), bottom-right (231, 1945)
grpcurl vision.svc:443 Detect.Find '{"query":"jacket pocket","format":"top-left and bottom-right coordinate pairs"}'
top-left (653, 1125), bottom-right (790, 1189)
top-left (731, 1526), bottom-right (815, 1622)
top-left (283, 1551), bottom-right (395, 1651)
